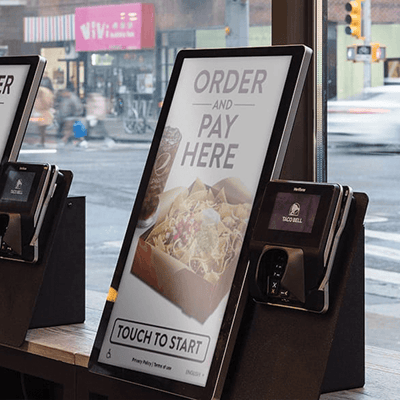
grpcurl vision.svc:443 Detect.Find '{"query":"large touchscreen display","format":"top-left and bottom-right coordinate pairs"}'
top-left (97, 55), bottom-right (292, 387)
top-left (268, 192), bottom-right (321, 233)
top-left (0, 65), bottom-right (30, 158)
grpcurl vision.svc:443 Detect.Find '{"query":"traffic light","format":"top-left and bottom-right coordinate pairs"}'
top-left (347, 43), bottom-right (387, 63)
top-left (371, 42), bottom-right (387, 63)
top-left (345, 1), bottom-right (363, 39)
top-left (378, 46), bottom-right (387, 61)
top-left (347, 45), bottom-right (356, 61)
top-left (371, 42), bottom-right (379, 62)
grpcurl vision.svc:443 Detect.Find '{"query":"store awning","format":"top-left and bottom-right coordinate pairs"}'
top-left (0, 0), bottom-right (26, 4)
top-left (24, 14), bottom-right (75, 43)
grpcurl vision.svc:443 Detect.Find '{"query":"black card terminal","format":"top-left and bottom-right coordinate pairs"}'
top-left (0, 162), bottom-right (61, 263)
top-left (250, 180), bottom-right (353, 313)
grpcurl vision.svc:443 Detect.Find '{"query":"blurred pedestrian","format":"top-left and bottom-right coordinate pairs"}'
top-left (57, 84), bottom-right (83, 144)
top-left (34, 86), bottom-right (54, 147)
top-left (86, 91), bottom-right (113, 146)
top-left (41, 71), bottom-right (54, 93)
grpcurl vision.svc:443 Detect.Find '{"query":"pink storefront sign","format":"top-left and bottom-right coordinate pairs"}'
top-left (75, 3), bottom-right (155, 52)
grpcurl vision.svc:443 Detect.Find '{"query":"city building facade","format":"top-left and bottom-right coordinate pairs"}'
top-left (0, 0), bottom-right (399, 104)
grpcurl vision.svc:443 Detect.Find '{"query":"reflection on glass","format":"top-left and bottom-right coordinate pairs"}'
top-left (12, 3), bottom-right (271, 293)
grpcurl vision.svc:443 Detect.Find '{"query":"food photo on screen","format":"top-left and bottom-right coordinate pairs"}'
top-left (131, 175), bottom-right (252, 323)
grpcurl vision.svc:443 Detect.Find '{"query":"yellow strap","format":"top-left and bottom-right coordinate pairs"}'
top-left (107, 287), bottom-right (118, 303)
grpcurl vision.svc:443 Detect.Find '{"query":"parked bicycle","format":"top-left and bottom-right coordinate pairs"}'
top-left (122, 93), bottom-right (154, 135)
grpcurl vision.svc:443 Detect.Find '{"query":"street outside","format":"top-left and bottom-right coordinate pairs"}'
top-left (329, 85), bottom-right (400, 351)
top-left (18, 86), bottom-right (400, 351)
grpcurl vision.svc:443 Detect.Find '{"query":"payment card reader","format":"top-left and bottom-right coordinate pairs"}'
top-left (0, 162), bottom-right (63, 263)
top-left (249, 180), bottom-right (353, 313)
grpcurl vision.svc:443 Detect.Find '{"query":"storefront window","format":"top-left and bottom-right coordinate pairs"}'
top-left (327, 0), bottom-right (400, 352)
top-left (1, 0), bottom-right (398, 360)
top-left (5, 1), bottom-right (271, 293)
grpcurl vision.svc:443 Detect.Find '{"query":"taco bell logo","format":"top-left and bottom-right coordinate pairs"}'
top-left (289, 203), bottom-right (300, 217)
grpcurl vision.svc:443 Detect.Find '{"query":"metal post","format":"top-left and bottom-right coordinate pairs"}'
top-left (272, 0), bottom-right (327, 182)
top-left (363, 0), bottom-right (372, 89)
top-left (225, 0), bottom-right (249, 47)
top-left (315, 0), bottom-right (328, 182)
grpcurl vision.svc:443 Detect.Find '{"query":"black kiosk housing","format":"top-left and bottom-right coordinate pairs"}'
top-left (222, 189), bottom-right (368, 399)
top-left (88, 45), bottom-right (368, 400)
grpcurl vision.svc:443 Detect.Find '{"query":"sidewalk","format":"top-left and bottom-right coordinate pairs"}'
top-left (365, 274), bottom-right (400, 351)
top-left (102, 116), bottom-right (155, 143)
top-left (24, 115), bottom-right (155, 148)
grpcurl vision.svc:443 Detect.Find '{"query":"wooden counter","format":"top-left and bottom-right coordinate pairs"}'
top-left (1, 290), bottom-right (399, 400)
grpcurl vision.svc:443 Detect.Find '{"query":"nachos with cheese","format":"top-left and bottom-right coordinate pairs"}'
top-left (145, 178), bottom-right (252, 284)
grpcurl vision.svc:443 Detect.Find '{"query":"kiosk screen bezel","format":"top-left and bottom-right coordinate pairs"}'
top-left (0, 55), bottom-right (46, 164)
top-left (89, 45), bottom-right (312, 400)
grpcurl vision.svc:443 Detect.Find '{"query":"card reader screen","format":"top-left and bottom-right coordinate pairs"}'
top-left (1, 170), bottom-right (35, 203)
top-left (268, 192), bottom-right (321, 233)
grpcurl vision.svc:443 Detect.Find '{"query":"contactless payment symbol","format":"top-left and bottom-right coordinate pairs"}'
top-left (289, 203), bottom-right (300, 217)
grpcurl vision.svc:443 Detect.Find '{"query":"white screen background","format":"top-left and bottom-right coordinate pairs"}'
top-left (0, 65), bottom-right (30, 160)
top-left (98, 55), bottom-right (292, 387)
